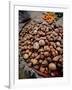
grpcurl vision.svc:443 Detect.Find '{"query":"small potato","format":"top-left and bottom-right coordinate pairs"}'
top-left (40, 52), bottom-right (44, 55)
top-left (23, 46), bottom-right (28, 49)
top-left (42, 60), bottom-right (48, 66)
top-left (44, 46), bottom-right (50, 51)
top-left (44, 52), bottom-right (49, 57)
top-left (57, 36), bottom-right (61, 41)
top-left (35, 38), bottom-right (40, 41)
top-left (49, 63), bottom-right (56, 71)
top-left (38, 48), bottom-right (44, 52)
top-left (23, 54), bottom-right (29, 59)
top-left (29, 35), bottom-right (33, 38)
top-left (54, 28), bottom-right (59, 33)
top-left (45, 39), bottom-right (48, 44)
top-left (31, 53), bottom-right (35, 58)
top-left (36, 55), bottom-right (40, 59)
top-left (53, 55), bottom-right (61, 62)
top-left (28, 52), bottom-right (32, 56)
top-left (31, 59), bottom-right (38, 65)
top-left (36, 35), bottom-right (40, 38)
top-left (38, 31), bottom-right (45, 36)
top-left (55, 50), bottom-right (58, 56)
top-left (52, 51), bottom-right (56, 57)
top-left (40, 37), bottom-right (46, 40)
top-left (27, 41), bottom-right (31, 44)
top-left (59, 58), bottom-right (63, 63)
top-left (26, 49), bottom-right (29, 53)
top-left (56, 42), bottom-right (61, 46)
top-left (47, 57), bottom-right (52, 62)
top-left (56, 47), bottom-right (61, 51)
top-left (33, 30), bottom-right (37, 34)
top-left (33, 42), bottom-right (39, 50)
top-left (34, 53), bottom-right (38, 57)
top-left (39, 39), bottom-right (45, 46)
top-left (39, 60), bottom-right (43, 63)
top-left (28, 45), bottom-right (32, 49)
top-left (52, 31), bottom-right (58, 36)
top-left (51, 48), bottom-right (55, 52)
top-left (49, 45), bottom-right (53, 49)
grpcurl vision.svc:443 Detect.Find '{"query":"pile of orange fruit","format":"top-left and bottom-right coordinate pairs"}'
top-left (41, 12), bottom-right (57, 24)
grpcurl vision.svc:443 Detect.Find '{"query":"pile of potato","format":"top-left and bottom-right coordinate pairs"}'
top-left (19, 21), bottom-right (63, 77)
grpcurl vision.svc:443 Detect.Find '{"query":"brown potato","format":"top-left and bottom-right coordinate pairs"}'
top-left (44, 45), bottom-right (50, 51)
top-left (44, 52), bottom-right (49, 57)
top-left (39, 39), bottom-right (45, 46)
top-left (31, 59), bottom-right (38, 65)
top-left (48, 63), bottom-right (56, 71)
top-left (56, 42), bottom-right (61, 46)
top-left (33, 42), bottom-right (39, 50)
top-left (53, 55), bottom-right (61, 62)
top-left (42, 60), bottom-right (48, 66)
top-left (23, 54), bottom-right (29, 59)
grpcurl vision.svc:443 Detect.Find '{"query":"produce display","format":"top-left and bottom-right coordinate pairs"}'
top-left (19, 11), bottom-right (63, 78)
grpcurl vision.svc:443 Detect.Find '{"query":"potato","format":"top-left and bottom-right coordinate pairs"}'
top-left (56, 47), bottom-right (61, 51)
top-left (39, 60), bottom-right (43, 64)
top-left (49, 63), bottom-right (56, 70)
top-left (42, 60), bottom-right (48, 66)
top-left (53, 55), bottom-right (61, 62)
top-left (56, 42), bottom-right (61, 46)
top-left (31, 59), bottom-right (38, 65)
top-left (44, 52), bottom-right (49, 57)
top-left (23, 54), bottom-right (29, 59)
top-left (44, 45), bottom-right (50, 51)
top-left (39, 39), bottom-right (45, 46)
top-left (33, 42), bottom-right (39, 50)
